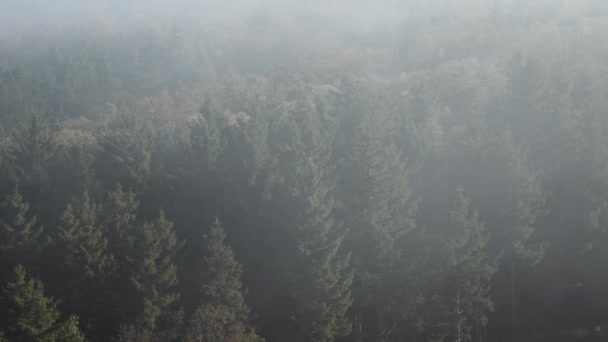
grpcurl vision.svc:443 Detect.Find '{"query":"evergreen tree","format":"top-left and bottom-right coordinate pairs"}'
top-left (424, 127), bottom-right (548, 337)
top-left (95, 185), bottom-right (141, 338)
top-left (127, 211), bottom-right (184, 340)
top-left (270, 95), bottom-right (352, 342)
top-left (59, 192), bottom-right (114, 286)
top-left (100, 184), bottom-right (139, 247)
top-left (199, 217), bottom-right (250, 321)
top-left (424, 189), bottom-right (497, 342)
top-left (339, 112), bottom-right (418, 341)
top-left (0, 189), bottom-right (42, 280)
top-left (166, 98), bottom-right (226, 236)
top-left (0, 265), bottom-right (85, 342)
top-left (95, 114), bottom-right (157, 193)
top-left (8, 115), bottom-right (58, 213)
top-left (56, 192), bottom-right (115, 329)
top-left (0, 126), bottom-right (13, 195)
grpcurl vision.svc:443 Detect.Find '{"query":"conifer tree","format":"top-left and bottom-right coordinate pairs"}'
top-left (0, 189), bottom-right (42, 280)
top-left (8, 115), bottom-right (58, 211)
top-left (0, 127), bottom-right (12, 195)
top-left (128, 211), bottom-right (184, 340)
top-left (424, 190), bottom-right (497, 342)
top-left (340, 112), bottom-right (418, 340)
top-left (199, 217), bottom-right (250, 321)
top-left (271, 95), bottom-right (352, 342)
top-left (0, 265), bottom-right (85, 342)
top-left (428, 129), bottom-right (548, 337)
top-left (56, 192), bottom-right (115, 326)
top-left (100, 184), bottom-right (139, 246)
top-left (161, 97), bottom-right (228, 250)
top-left (95, 114), bottom-right (156, 192)
top-left (95, 185), bottom-right (141, 337)
top-left (59, 192), bottom-right (114, 285)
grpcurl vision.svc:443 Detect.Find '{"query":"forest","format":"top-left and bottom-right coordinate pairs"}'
top-left (1, 0), bottom-right (608, 341)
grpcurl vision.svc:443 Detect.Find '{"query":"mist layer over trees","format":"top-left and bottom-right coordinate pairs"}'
top-left (1, 0), bottom-right (607, 341)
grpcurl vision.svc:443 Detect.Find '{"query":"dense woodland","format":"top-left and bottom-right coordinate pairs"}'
top-left (1, 1), bottom-right (608, 341)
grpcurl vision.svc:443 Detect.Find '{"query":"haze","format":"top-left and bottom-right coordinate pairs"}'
top-left (0, 1), bottom-right (607, 341)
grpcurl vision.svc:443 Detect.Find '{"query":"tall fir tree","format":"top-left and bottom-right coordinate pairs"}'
top-left (55, 192), bottom-right (116, 333)
top-left (100, 184), bottom-right (139, 248)
top-left (339, 112), bottom-right (418, 341)
top-left (8, 115), bottom-right (58, 214)
top-left (127, 211), bottom-right (184, 341)
top-left (0, 189), bottom-right (42, 281)
top-left (199, 217), bottom-right (250, 321)
top-left (58, 192), bottom-right (114, 284)
top-left (423, 189), bottom-right (497, 342)
top-left (95, 185), bottom-right (140, 338)
top-left (0, 265), bottom-right (85, 342)
top-left (425, 127), bottom-right (548, 338)
top-left (270, 94), bottom-right (352, 342)
top-left (95, 114), bottom-right (156, 193)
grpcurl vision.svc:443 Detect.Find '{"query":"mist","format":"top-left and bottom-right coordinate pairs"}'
top-left (0, 1), bottom-right (607, 341)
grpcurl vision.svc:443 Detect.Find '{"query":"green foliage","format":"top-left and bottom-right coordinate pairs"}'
top-left (340, 109), bottom-right (418, 339)
top-left (95, 115), bottom-right (157, 192)
top-left (8, 115), bottom-right (58, 208)
top-left (127, 211), bottom-right (184, 340)
top-left (101, 184), bottom-right (139, 244)
top-left (423, 190), bottom-right (498, 342)
top-left (270, 95), bottom-right (353, 341)
top-left (199, 217), bottom-right (250, 321)
top-left (2, 4), bottom-right (608, 340)
top-left (0, 189), bottom-right (42, 273)
top-left (58, 192), bottom-right (114, 284)
top-left (0, 265), bottom-right (85, 342)
top-left (0, 189), bottom-right (41, 251)
top-left (184, 304), bottom-right (263, 342)
top-left (55, 192), bottom-right (116, 332)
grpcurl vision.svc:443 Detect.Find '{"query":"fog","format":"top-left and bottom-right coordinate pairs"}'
top-left (1, 1), bottom-right (608, 341)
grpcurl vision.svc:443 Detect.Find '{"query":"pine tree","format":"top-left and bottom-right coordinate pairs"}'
top-left (270, 95), bottom-right (352, 342)
top-left (428, 128), bottom-right (548, 337)
top-left (59, 192), bottom-right (114, 285)
top-left (95, 114), bottom-right (156, 192)
top-left (0, 189), bottom-right (42, 280)
top-left (168, 98), bottom-right (226, 230)
top-left (424, 189), bottom-right (497, 342)
top-left (100, 184), bottom-right (139, 246)
top-left (128, 211), bottom-right (184, 340)
top-left (8, 115), bottom-right (58, 211)
top-left (199, 217), bottom-right (250, 321)
top-left (0, 126), bottom-right (12, 195)
top-left (0, 265), bottom-right (85, 342)
top-left (339, 112), bottom-right (418, 340)
top-left (95, 184), bottom-right (141, 338)
top-left (56, 192), bottom-right (116, 326)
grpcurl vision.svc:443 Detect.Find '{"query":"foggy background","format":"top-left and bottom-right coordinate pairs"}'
top-left (1, 1), bottom-right (608, 341)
